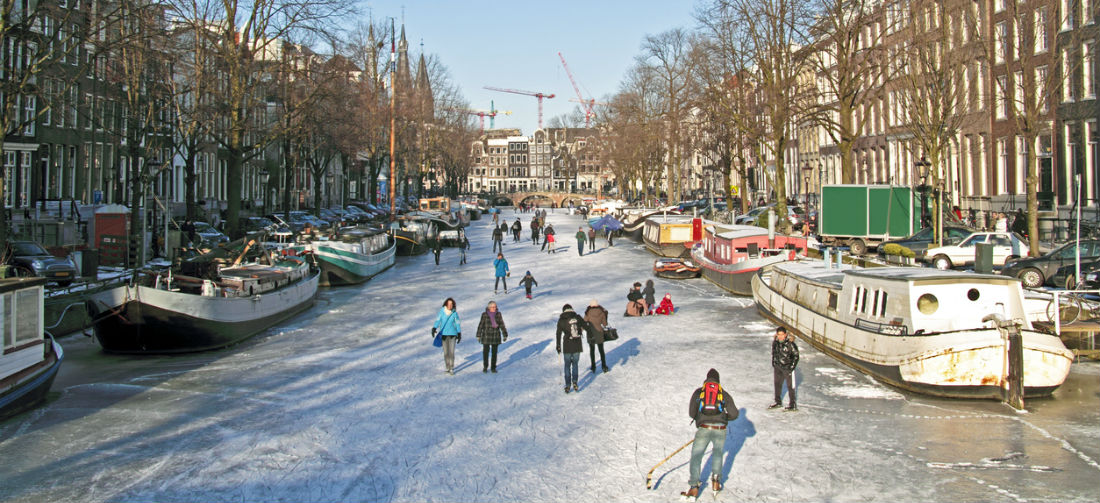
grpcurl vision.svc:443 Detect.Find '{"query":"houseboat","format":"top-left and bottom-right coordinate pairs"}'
top-left (1, 278), bottom-right (64, 420)
top-left (692, 223), bottom-right (808, 296)
top-left (297, 226), bottom-right (395, 286)
top-left (643, 214), bottom-right (706, 258)
top-left (751, 261), bottom-right (1074, 399)
top-left (86, 256), bottom-right (319, 354)
top-left (392, 215), bottom-right (438, 255)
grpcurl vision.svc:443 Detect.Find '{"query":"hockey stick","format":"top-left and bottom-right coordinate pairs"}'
top-left (645, 438), bottom-right (694, 489)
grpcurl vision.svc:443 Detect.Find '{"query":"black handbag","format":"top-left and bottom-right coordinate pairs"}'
top-left (602, 326), bottom-right (619, 341)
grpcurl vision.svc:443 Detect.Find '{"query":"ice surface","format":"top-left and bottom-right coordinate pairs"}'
top-left (1, 208), bottom-right (1098, 502)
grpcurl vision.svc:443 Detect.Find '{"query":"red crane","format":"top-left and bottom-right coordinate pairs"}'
top-left (449, 108), bottom-right (512, 133)
top-left (483, 86), bottom-right (556, 129)
top-left (558, 52), bottom-right (596, 128)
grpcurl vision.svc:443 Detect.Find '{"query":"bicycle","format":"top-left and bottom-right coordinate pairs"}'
top-left (1046, 290), bottom-right (1100, 324)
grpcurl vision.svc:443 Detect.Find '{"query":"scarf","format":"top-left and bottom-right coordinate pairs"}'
top-left (488, 309), bottom-right (499, 328)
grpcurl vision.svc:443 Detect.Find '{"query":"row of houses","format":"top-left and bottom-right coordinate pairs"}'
top-left (463, 128), bottom-right (605, 195)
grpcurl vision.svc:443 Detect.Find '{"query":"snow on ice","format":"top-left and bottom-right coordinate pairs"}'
top-left (0, 208), bottom-right (1098, 502)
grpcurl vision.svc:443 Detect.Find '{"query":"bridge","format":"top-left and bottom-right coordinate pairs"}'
top-left (489, 191), bottom-right (593, 208)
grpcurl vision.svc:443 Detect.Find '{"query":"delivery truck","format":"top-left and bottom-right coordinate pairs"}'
top-left (818, 185), bottom-right (922, 255)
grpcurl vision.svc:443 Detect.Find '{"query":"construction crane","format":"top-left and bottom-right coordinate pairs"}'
top-left (450, 107), bottom-right (512, 133)
top-left (483, 86), bottom-right (556, 129)
top-left (558, 52), bottom-right (596, 128)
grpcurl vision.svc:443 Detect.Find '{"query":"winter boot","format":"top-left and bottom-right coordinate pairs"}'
top-left (564, 385), bottom-right (571, 394)
top-left (680, 486), bottom-right (699, 501)
top-left (602, 365), bottom-right (611, 373)
top-left (526, 293), bottom-right (532, 299)
top-left (572, 383), bottom-right (579, 392)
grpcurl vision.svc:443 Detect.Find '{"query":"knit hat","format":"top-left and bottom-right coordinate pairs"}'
top-left (525, 270), bottom-right (531, 275)
top-left (589, 299), bottom-right (599, 307)
top-left (562, 304), bottom-right (573, 312)
top-left (706, 368), bottom-right (720, 382)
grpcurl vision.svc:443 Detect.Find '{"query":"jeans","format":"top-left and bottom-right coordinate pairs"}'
top-left (774, 367), bottom-right (796, 406)
top-left (688, 426), bottom-right (727, 488)
top-left (577, 242), bottom-right (584, 256)
top-left (495, 277), bottom-right (508, 291)
top-left (482, 343), bottom-right (498, 370)
top-left (493, 240), bottom-right (503, 253)
top-left (562, 352), bottom-right (580, 385)
top-left (442, 336), bottom-right (457, 372)
top-left (589, 239), bottom-right (595, 252)
top-left (588, 342), bottom-right (606, 369)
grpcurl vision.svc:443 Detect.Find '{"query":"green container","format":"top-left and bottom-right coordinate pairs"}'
top-left (820, 185), bottom-right (921, 239)
top-left (974, 242), bottom-right (993, 274)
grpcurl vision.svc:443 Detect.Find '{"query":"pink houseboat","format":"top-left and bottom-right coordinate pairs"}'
top-left (691, 223), bottom-right (808, 296)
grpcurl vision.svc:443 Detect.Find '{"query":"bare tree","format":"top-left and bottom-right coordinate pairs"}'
top-left (638, 27), bottom-right (698, 203)
top-left (599, 64), bottom-right (667, 202)
top-left (895, 1), bottom-right (976, 246)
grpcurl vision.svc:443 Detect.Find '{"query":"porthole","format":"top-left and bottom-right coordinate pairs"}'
top-left (917, 293), bottom-right (939, 315)
top-left (967, 288), bottom-right (980, 301)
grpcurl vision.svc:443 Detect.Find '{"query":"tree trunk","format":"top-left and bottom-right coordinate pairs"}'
top-left (184, 152), bottom-right (198, 221)
top-left (1025, 144), bottom-right (1040, 257)
top-left (225, 152), bottom-right (243, 239)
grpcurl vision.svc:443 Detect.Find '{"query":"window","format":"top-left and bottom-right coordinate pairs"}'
top-left (995, 22), bottom-right (1007, 63)
top-left (996, 0), bottom-right (1006, 13)
top-left (1036, 66), bottom-right (1049, 113)
top-left (878, 291), bottom-right (889, 317)
top-left (1063, 49), bottom-right (1075, 102)
top-left (1062, 0), bottom-right (1073, 31)
top-left (1036, 7), bottom-right (1049, 53)
top-left (996, 75), bottom-right (1009, 119)
top-left (1084, 42), bottom-right (1095, 99)
top-left (1014, 71), bottom-right (1025, 113)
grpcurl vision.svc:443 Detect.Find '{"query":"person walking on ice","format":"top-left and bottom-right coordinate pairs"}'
top-left (492, 222), bottom-right (505, 253)
top-left (518, 271), bottom-right (538, 299)
top-left (555, 304), bottom-right (587, 393)
top-left (769, 326), bottom-right (800, 411)
top-left (475, 301), bottom-right (508, 373)
top-left (432, 298), bottom-right (462, 375)
top-left (682, 368), bottom-right (739, 500)
top-left (575, 226), bottom-right (587, 256)
top-left (587, 226), bottom-right (596, 253)
top-left (493, 253), bottom-right (510, 294)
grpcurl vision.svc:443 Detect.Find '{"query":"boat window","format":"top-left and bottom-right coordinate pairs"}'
top-left (878, 291), bottom-right (889, 317)
top-left (917, 293), bottom-right (939, 315)
top-left (850, 286), bottom-right (862, 313)
top-left (861, 288), bottom-right (870, 314)
top-left (2, 292), bottom-right (11, 347)
top-left (871, 290), bottom-right (880, 315)
top-left (967, 288), bottom-right (980, 301)
top-left (828, 291), bottom-right (838, 310)
top-left (15, 288), bottom-right (39, 345)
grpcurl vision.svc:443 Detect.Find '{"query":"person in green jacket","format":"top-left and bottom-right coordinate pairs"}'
top-left (575, 227), bottom-right (587, 256)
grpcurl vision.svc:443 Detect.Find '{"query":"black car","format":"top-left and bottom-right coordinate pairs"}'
top-left (7, 241), bottom-right (78, 286)
top-left (877, 225), bottom-right (974, 260)
top-left (1002, 239), bottom-right (1100, 288)
top-left (1049, 257), bottom-right (1100, 290)
top-left (240, 216), bottom-right (279, 234)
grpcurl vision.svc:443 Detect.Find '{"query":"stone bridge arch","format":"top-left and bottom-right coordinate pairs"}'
top-left (507, 192), bottom-right (590, 208)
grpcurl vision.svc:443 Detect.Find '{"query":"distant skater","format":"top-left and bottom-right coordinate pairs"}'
top-left (512, 218), bottom-right (522, 242)
top-left (459, 231), bottom-right (469, 265)
top-left (432, 239), bottom-right (442, 266)
top-left (575, 226), bottom-right (587, 256)
top-left (519, 270), bottom-right (539, 299)
top-left (492, 223), bottom-right (504, 253)
top-left (583, 300), bottom-right (610, 373)
top-left (493, 252), bottom-right (510, 294)
top-left (587, 227), bottom-right (596, 252)
top-left (546, 232), bottom-right (556, 254)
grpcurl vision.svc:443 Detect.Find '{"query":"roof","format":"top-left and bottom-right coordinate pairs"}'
top-left (846, 267), bottom-right (1017, 283)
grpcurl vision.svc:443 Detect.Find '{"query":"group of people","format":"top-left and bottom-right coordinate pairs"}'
top-left (555, 300), bottom-right (613, 393)
top-left (625, 280), bottom-right (675, 316)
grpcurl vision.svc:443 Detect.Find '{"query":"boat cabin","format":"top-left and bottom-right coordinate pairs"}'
top-left (1, 278), bottom-right (48, 385)
top-left (700, 224), bottom-right (807, 265)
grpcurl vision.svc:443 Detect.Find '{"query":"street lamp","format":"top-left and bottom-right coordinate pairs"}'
top-left (915, 157), bottom-right (932, 229)
top-left (260, 169), bottom-right (270, 211)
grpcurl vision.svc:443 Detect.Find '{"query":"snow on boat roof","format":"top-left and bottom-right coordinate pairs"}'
top-left (773, 260), bottom-right (1018, 285)
top-left (710, 225), bottom-right (769, 240)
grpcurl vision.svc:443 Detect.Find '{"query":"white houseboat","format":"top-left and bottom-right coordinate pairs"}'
top-left (0, 278), bottom-right (64, 419)
top-left (751, 262), bottom-right (1074, 399)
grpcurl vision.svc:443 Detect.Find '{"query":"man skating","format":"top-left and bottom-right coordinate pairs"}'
top-left (555, 304), bottom-right (587, 393)
top-left (575, 227), bottom-right (587, 256)
top-left (769, 326), bottom-right (800, 411)
top-left (683, 368), bottom-right (738, 500)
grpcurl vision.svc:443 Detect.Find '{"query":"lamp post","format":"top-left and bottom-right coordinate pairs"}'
top-left (915, 157), bottom-right (932, 229)
top-left (260, 169), bottom-right (270, 212)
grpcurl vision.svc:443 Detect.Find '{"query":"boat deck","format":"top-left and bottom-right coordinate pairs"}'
top-left (220, 266), bottom-right (289, 280)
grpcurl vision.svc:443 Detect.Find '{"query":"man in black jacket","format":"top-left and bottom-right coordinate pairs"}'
top-left (555, 304), bottom-right (587, 393)
top-left (684, 368), bottom-right (739, 499)
top-left (492, 224), bottom-right (504, 253)
top-left (769, 326), bottom-right (800, 411)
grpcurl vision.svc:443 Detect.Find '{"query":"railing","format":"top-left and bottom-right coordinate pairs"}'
top-left (1047, 289), bottom-right (1100, 334)
top-left (854, 318), bottom-right (910, 336)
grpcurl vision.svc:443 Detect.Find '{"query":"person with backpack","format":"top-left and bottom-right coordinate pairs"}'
top-left (492, 223), bottom-right (505, 253)
top-left (531, 217), bottom-right (541, 244)
top-left (518, 270), bottom-right (538, 299)
top-left (511, 218), bottom-right (522, 242)
top-left (493, 253), bottom-right (510, 294)
top-left (575, 226), bottom-right (587, 256)
top-left (683, 368), bottom-right (739, 500)
top-left (555, 304), bottom-right (587, 393)
top-left (769, 326), bottom-right (800, 411)
top-left (475, 301), bottom-right (508, 373)
top-left (432, 298), bottom-right (462, 375)
top-left (583, 300), bottom-right (610, 373)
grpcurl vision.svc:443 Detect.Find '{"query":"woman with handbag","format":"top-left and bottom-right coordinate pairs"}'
top-left (475, 301), bottom-right (508, 373)
top-left (584, 299), bottom-right (611, 373)
top-left (432, 297), bottom-right (462, 375)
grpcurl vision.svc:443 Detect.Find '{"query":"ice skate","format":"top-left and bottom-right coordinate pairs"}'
top-left (680, 486), bottom-right (699, 501)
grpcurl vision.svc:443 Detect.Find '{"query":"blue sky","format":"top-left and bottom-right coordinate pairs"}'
top-left (363, 0), bottom-right (701, 134)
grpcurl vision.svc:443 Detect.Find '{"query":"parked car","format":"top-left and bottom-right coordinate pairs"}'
top-left (343, 205), bottom-right (374, 221)
top-left (923, 231), bottom-right (1028, 270)
top-left (734, 205), bottom-right (773, 225)
top-left (1002, 239), bottom-right (1100, 288)
top-left (1049, 257), bottom-right (1100, 290)
top-left (289, 210), bottom-right (330, 230)
top-left (6, 241), bottom-right (78, 286)
top-left (240, 216), bottom-right (279, 234)
top-left (877, 225), bottom-right (975, 260)
top-left (192, 221), bottom-right (230, 247)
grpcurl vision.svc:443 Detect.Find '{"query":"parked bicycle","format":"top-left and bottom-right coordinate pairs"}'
top-left (1046, 290), bottom-right (1100, 324)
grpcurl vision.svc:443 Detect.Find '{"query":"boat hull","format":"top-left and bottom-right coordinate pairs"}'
top-left (309, 242), bottom-right (395, 287)
top-left (751, 270), bottom-right (1072, 399)
top-left (0, 338), bottom-right (64, 420)
top-left (694, 247), bottom-right (796, 296)
top-left (87, 272), bottom-right (319, 354)
top-left (644, 240), bottom-right (689, 258)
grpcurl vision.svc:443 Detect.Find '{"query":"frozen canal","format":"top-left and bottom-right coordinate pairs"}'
top-left (1, 209), bottom-right (1098, 503)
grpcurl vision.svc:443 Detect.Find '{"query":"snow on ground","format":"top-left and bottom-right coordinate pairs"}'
top-left (2, 208), bottom-right (1099, 502)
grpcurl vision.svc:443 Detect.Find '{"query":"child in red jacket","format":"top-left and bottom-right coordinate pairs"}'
top-left (655, 293), bottom-right (675, 315)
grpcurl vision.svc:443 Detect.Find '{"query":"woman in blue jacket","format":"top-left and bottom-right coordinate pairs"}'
top-left (432, 297), bottom-right (462, 375)
top-left (493, 253), bottom-right (510, 293)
